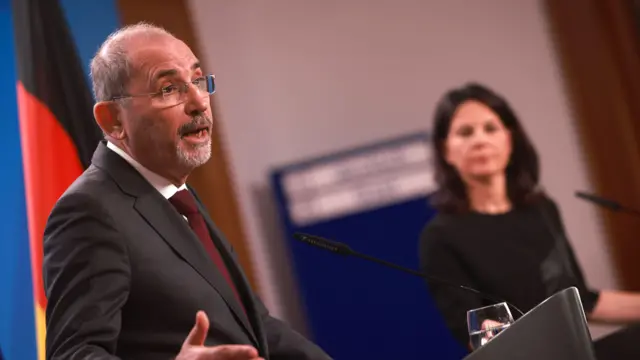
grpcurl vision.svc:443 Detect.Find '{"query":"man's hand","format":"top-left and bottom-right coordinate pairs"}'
top-left (176, 311), bottom-right (263, 360)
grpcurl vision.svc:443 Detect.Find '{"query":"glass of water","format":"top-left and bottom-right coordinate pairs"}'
top-left (467, 302), bottom-right (514, 350)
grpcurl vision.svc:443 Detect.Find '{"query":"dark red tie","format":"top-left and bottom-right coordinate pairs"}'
top-left (169, 189), bottom-right (246, 315)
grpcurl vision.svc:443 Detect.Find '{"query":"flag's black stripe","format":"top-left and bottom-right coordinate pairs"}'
top-left (12, 0), bottom-right (102, 169)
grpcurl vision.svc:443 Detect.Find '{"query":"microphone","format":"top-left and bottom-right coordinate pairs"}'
top-left (293, 232), bottom-right (525, 316)
top-left (575, 191), bottom-right (640, 216)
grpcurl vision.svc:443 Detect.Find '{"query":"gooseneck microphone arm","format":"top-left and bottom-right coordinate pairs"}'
top-left (293, 232), bottom-right (525, 316)
top-left (575, 191), bottom-right (640, 217)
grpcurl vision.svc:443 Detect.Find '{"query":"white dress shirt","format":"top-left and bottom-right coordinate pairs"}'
top-left (106, 141), bottom-right (187, 200)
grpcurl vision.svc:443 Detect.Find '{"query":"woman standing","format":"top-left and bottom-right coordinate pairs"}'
top-left (419, 83), bottom-right (640, 350)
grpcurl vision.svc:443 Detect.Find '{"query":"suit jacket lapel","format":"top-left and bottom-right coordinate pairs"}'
top-left (191, 191), bottom-right (268, 350)
top-left (91, 141), bottom-right (258, 346)
top-left (134, 194), bottom-right (258, 345)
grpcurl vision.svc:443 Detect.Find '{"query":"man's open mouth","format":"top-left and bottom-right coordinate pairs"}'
top-left (181, 126), bottom-right (210, 139)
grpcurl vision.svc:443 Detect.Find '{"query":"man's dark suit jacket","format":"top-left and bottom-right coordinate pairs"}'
top-left (43, 141), bottom-right (331, 360)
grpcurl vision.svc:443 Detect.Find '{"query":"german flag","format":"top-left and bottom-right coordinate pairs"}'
top-left (12, 0), bottom-right (102, 358)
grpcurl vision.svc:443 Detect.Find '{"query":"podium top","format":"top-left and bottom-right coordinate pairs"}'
top-left (464, 287), bottom-right (596, 360)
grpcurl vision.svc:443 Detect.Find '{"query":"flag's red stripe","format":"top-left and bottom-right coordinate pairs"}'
top-left (17, 82), bottom-right (84, 310)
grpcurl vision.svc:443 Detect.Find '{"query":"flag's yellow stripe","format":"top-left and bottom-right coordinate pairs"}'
top-left (35, 303), bottom-right (45, 360)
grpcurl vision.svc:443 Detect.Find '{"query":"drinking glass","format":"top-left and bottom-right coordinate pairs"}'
top-left (467, 302), bottom-right (514, 350)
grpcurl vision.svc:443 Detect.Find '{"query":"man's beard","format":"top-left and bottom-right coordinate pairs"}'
top-left (176, 114), bottom-right (213, 168)
top-left (176, 138), bottom-right (211, 168)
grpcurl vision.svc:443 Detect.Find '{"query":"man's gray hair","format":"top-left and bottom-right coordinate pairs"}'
top-left (90, 22), bottom-right (175, 102)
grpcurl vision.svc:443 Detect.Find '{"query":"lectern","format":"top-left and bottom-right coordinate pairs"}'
top-left (464, 287), bottom-right (597, 360)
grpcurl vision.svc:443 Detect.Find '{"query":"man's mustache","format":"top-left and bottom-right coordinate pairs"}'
top-left (177, 115), bottom-right (212, 136)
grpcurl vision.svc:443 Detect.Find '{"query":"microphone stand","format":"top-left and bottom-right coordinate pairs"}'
top-left (293, 232), bottom-right (525, 316)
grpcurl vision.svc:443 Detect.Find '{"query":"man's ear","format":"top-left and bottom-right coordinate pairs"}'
top-left (94, 101), bottom-right (125, 140)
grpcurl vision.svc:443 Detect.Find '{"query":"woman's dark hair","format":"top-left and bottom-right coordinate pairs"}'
top-left (430, 82), bottom-right (543, 213)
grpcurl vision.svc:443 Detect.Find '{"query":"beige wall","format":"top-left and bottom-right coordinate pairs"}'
top-left (187, 0), bottom-right (620, 338)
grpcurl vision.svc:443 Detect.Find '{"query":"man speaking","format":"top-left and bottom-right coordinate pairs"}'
top-left (43, 22), bottom-right (332, 360)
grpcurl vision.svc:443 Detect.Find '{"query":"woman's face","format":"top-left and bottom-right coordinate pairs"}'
top-left (444, 100), bottom-right (512, 181)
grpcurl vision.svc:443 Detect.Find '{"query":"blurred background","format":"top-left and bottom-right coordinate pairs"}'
top-left (1, 0), bottom-right (639, 359)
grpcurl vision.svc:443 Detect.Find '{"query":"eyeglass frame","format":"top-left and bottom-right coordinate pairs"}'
top-left (110, 74), bottom-right (216, 103)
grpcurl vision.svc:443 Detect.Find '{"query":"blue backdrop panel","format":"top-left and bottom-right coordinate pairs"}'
top-left (59, 0), bottom-right (121, 88)
top-left (271, 133), bottom-right (467, 360)
top-left (0, 3), bottom-right (34, 359)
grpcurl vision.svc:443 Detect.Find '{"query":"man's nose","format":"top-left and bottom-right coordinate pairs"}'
top-left (183, 85), bottom-right (209, 114)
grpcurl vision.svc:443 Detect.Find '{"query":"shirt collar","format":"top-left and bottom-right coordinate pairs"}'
top-left (106, 141), bottom-right (186, 199)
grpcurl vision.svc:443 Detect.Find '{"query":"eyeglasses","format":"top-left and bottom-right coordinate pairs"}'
top-left (111, 74), bottom-right (216, 106)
